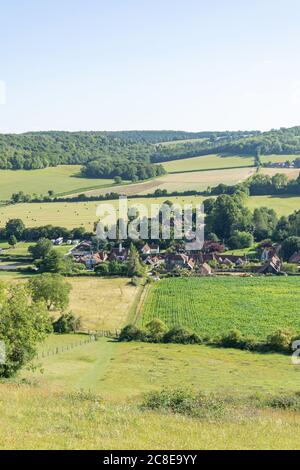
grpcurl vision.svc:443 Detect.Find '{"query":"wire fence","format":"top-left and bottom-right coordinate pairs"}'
top-left (37, 329), bottom-right (121, 360)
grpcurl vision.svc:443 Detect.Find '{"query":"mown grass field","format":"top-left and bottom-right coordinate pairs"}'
top-left (141, 277), bottom-right (300, 341)
top-left (0, 193), bottom-right (299, 230)
top-left (0, 165), bottom-right (115, 201)
top-left (161, 154), bottom-right (255, 173)
top-left (0, 196), bottom-right (207, 229)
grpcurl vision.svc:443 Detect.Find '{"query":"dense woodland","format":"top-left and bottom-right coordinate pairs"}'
top-left (0, 129), bottom-right (269, 171)
top-left (1, 128), bottom-right (300, 185)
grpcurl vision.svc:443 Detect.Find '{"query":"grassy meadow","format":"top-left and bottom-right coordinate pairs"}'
top-left (0, 336), bottom-right (297, 449)
top-left (0, 165), bottom-right (115, 201)
top-left (247, 195), bottom-right (300, 216)
top-left (161, 154), bottom-right (255, 173)
top-left (67, 277), bottom-right (138, 330)
top-left (141, 277), bottom-right (300, 341)
top-left (3, 382), bottom-right (300, 449)
top-left (0, 273), bottom-right (138, 331)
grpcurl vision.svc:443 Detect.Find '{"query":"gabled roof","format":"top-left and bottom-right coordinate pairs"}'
top-left (289, 252), bottom-right (300, 264)
top-left (258, 255), bottom-right (282, 274)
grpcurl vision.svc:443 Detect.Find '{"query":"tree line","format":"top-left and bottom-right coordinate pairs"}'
top-left (80, 159), bottom-right (166, 181)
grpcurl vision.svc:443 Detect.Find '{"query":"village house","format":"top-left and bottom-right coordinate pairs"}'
top-left (69, 240), bottom-right (92, 257)
top-left (143, 255), bottom-right (164, 268)
top-left (165, 253), bottom-right (195, 271)
top-left (192, 252), bottom-right (246, 267)
top-left (141, 243), bottom-right (160, 255)
top-left (257, 255), bottom-right (282, 275)
top-left (108, 243), bottom-right (129, 262)
top-left (79, 251), bottom-right (108, 269)
top-left (200, 262), bottom-right (213, 276)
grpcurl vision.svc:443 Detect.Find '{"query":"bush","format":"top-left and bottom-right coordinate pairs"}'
top-left (219, 329), bottom-right (244, 348)
top-left (118, 324), bottom-right (146, 342)
top-left (53, 313), bottom-right (81, 334)
top-left (267, 393), bottom-right (300, 411)
top-left (145, 319), bottom-right (168, 342)
top-left (142, 388), bottom-right (226, 419)
top-left (266, 328), bottom-right (294, 352)
top-left (163, 327), bottom-right (202, 344)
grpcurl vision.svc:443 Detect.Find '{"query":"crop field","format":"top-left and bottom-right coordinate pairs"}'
top-left (260, 167), bottom-right (300, 180)
top-left (140, 277), bottom-right (300, 341)
top-left (160, 154), bottom-right (255, 173)
top-left (138, 167), bottom-right (256, 194)
top-left (67, 167), bottom-right (256, 198)
top-left (0, 165), bottom-right (115, 201)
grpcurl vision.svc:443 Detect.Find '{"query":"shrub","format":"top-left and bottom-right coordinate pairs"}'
top-left (142, 388), bottom-right (226, 419)
top-left (53, 313), bottom-right (81, 334)
top-left (145, 319), bottom-right (167, 342)
top-left (267, 392), bottom-right (300, 411)
top-left (163, 327), bottom-right (202, 344)
top-left (266, 329), bottom-right (294, 352)
top-left (118, 324), bottom-right (146, 342)
top-left (219, 329), bottom-right (244, 348)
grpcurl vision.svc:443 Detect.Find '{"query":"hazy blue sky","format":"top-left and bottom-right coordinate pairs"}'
top-left (0, 0), bottom-right (300, 133)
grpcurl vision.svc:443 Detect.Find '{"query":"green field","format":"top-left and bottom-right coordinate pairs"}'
top-left (247, 195), bottom-right (300, 216)
top-left (0, 165), bottom-right (115, 201)
top-left (260, 154), bottom-right (300, 164)
top-left (141, 277), bottom-right (300, 341)
top-left (161, 154), bottom-right (255, 173)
